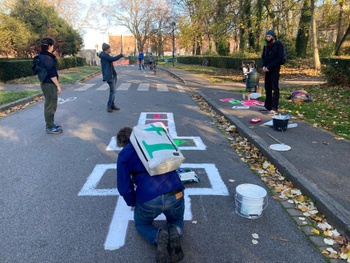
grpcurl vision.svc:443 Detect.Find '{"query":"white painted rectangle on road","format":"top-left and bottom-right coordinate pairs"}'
top-left (76, 84), bottom-right (95, 91)
top-left (138, 83), bottom-right (149, 91)
top-left (157, 84), bottom-right (168, 92)
top-left (117, 83), bottom-right (131, 90)
top-left (176, 84), bottom-right (186, 92)
top-left (96, 83), bottom-right (109, 90)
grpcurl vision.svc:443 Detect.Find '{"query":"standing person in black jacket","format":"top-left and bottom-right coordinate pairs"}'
top-left (99, 43), bottom-right (124, 112)
top-left (39, 37), bottom-right (62, 134)
top-left (261, 30), bottom-right (284, 115)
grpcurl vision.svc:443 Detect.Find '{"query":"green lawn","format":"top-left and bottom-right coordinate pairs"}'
top-left (0, 90), bottom-right (41, 105)
top-left (3, 66), bottom-right (100, 85)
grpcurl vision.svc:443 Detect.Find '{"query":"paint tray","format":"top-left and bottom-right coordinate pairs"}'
top-left (177, 168), bottom-right (200, 183)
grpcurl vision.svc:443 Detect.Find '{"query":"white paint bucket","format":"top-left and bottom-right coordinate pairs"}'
top-left (235, 184), bottom-right (268, 219)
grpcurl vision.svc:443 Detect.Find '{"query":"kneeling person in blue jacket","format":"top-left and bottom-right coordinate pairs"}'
top-left (116, 127), bottom-right (185, 263)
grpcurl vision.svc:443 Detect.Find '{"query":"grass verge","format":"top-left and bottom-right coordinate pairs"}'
top-left (0, 90), bottom-right (41, 106)
top-left (3, 66), bottom-right (100, 85)
top-left (0, 66), bottom-right (101, 107)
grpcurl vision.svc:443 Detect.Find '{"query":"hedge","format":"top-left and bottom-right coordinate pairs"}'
top-left (321, 58), bottom-right (350, 86)
top-left (177, 56), bottom-right (261, 70)
top-left (0, 56), bottom-right (86, 82)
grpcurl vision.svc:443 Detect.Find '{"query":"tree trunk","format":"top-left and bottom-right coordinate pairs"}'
top-left (335, 25), bottom-right (350, 56)
top-left (335, 0), bottom-right (344, 49)
top-left (295, 0), bottom-right (311, 58)
top-left (310, 0), bottom-right (321, 70)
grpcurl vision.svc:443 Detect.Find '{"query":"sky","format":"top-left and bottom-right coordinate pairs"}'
top-left (83, 26), bottom-right (129, 50)
top-left (79, 0), bottom-right (129, 50)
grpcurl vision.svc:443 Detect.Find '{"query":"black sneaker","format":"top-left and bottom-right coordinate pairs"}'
top-left (156, 229), bottom-right (171, 263)
top-left (168, 225), bottom-right (184, 262)
top-left (46, 126), bottom-right (62, 134)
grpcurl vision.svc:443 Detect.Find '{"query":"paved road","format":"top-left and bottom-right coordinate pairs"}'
top-left (0, 65), bottom-right (330, 262)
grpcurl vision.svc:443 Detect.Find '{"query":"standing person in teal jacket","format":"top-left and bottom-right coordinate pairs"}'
top-left (99, 43), bottom-right (124, 112)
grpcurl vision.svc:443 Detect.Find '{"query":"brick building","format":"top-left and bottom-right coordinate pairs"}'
top-left (108, 33), bottom-right (239, 56)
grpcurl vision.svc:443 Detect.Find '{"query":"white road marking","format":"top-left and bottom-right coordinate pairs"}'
top-left (96, 83), bottom-right (109, 90)
top-left (117, 83), bottom-right (131, 90)
top-left (138, 83), bottom-right (149, 91)
top-left (76, 84), bottom-right (95, 91)
top-left (176, 84), bottom-right (186, 92)
top-left (157, 84), bottom-right (168, 92)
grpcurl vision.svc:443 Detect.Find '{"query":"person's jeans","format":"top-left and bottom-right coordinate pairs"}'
top-left (138, 59), bottom-right (144, 69)
top-left (134, 192), bottom-right (185, 245)
top-left (41, 82), bottom-right (58, 128)
top-left (264, 69), bottom-right (280, 111)
top-left (107, 76), bottom-right (117, 109)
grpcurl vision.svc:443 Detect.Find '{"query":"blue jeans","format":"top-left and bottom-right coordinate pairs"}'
top-left (107, 76), bottom-right (117, 109)
top-left (134, 192), bottom-right (185, 245)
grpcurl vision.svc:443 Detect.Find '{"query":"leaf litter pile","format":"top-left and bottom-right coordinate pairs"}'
top-left (191, 92), bottom-right (350, 262)
top-left (0, 95), bottom-right (44, 117)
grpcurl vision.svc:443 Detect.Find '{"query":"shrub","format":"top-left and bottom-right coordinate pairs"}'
top-left (321, 58), bottom-right (350, 86)
top-left (0, 57), bottom-right (86, 82)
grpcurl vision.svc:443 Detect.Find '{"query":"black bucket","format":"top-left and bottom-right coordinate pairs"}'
top-left (272, 117), bottom-right (289, 132)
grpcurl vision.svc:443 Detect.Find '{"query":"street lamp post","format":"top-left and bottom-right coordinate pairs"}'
top-left (171, 22), bottom-right (176, 67)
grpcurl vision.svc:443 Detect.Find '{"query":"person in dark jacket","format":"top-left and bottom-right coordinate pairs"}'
top-left (39, 37), bottom-right (62, 134)
top-left (116, 127), bottom-right (185, 263)
top-left (261, 29), bottom-right (284, 115)
top-left (99, 43), bottom-right (124, 112)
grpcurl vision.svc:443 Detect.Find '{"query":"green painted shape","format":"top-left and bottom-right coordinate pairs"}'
top-left (174, 139), bottom-right (196, 147)
top-left (174, 139), bottom-right (188, 146)
top-left (142, 141), bottom-right (176, 158)
top-left (229, 99), bottom-right (242, 104)
top-left (144, 124), bottom-right (166, 136)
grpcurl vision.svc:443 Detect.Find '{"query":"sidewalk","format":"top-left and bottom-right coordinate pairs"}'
top-left (160, 66), bottom-right (350, 240)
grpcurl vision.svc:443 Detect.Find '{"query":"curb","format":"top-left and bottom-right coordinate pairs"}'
top-left (0, 93), bottom-right (43, 112)
top-left (159, 66), bottom-right (350, 240)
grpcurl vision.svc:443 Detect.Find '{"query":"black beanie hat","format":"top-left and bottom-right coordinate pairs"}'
top-left (102, 43), bottom-right (110, 51)
top-left (266, 30), bottom-right (276, 37)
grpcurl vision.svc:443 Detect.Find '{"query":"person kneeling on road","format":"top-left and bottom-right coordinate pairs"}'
top-left (116, 127), bottom-right (185, 263)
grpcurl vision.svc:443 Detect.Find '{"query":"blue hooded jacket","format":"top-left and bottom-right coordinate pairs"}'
top-left (117, 142), bottom-right (185, 207)
top-left (39, 50), bottom-right (58, 83)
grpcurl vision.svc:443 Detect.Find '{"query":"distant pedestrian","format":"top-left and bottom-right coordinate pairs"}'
top-left (99, 43), bottom-right (124, 112)
top-left (138, 51), bottom-right (145, 70)
top-left (116, 127), bottom-right (185, 263)
top-left (38, 37), bottom-right (62, 134)
top-left (149, 53), bottom-right (155, 69)
top-left (261, 29), bottom-right (284, 115)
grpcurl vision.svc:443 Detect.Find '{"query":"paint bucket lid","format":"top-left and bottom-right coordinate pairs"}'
top-left (236, 184), bottom-right (267, 199)
top-left (250, 93), bottom-right (261, 99)
top-left (269, 144), bottom-right (291, 151)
